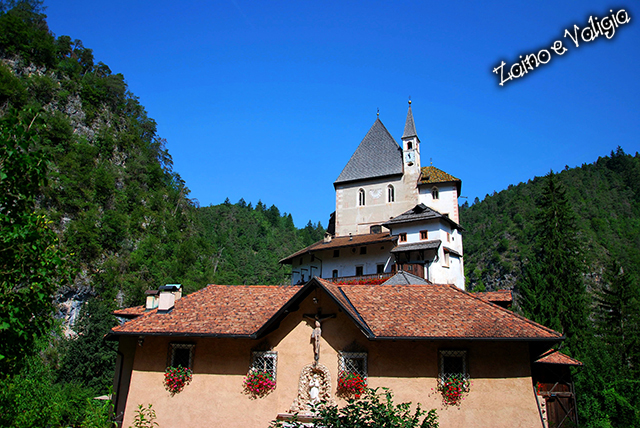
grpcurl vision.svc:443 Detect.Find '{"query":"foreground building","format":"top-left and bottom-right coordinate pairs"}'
top-left (280, 102), bottom-right (465, 288)
top-left (110, 275), bottom-right (573, 428)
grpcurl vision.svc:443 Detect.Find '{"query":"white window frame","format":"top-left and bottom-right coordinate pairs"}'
top-left (358, 189), bottom-right (366, 206)
top-left (251, 351), bottom-right (278, 381)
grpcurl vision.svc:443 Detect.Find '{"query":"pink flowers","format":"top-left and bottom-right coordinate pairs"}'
top-left (438, 376), bottom-right (470, 406)
top-left (337, 372), bottom-right (366, 399)
top-left (244, 371), bottom-right (276, 398)
top-left (164, 366), bottom-right (193, 395)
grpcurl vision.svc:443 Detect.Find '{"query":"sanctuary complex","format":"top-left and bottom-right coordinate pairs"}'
top-left (281, 102), bottom-right (465, 289)
top-left (110, 103), bottom-right (580, 428)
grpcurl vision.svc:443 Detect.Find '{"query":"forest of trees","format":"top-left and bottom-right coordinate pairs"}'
top-left (0, 2), bottom-right (323, 426)
top-left (462, 157), bottom-right (640, 426)
top-left (0, 1), bottom-right (638, 427)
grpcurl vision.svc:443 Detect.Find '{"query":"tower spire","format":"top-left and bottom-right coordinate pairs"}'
top-left (402, 98), bottom-right (417, 139)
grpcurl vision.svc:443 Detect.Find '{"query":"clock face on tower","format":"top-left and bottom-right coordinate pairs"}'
top-left (404, 151), bottom-right (415, 164)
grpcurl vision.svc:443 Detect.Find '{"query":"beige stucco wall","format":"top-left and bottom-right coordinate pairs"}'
top-left (119, 291), bottom-right (542, 428)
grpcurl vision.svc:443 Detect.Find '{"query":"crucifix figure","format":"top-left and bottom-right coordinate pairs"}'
top-left (304, 310), bottom-right (335, 365)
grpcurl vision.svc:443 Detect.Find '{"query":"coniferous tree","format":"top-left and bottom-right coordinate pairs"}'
top-left (517, 172), bottom-right (588, 351)
top-left (595, 262), bottom-right (640, 378)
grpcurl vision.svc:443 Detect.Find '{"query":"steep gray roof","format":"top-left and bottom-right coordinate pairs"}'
top-left (334, 118), bottom-right (403, 185)
top-left (402, 104), bottom-right (417, 139)
top-left (383, 204), bottom-right (464, 231)
top-left (382, 271), bottom-right (431, 285)
top-left (390, 240), bottom-right (442, 253)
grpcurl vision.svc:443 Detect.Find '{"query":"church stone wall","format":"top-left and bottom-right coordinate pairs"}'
top-left (119, 291), bottom-right (541, 428)
top-left (335, 175), bottom-right (415, 236)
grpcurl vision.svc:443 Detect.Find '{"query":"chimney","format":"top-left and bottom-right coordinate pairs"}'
top-left (158, 284), bottom-right (182, 312)
top-left (145, 289), bottom-right (159, 310)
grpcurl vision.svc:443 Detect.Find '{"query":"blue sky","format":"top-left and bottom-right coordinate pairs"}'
top-left (44, 1), bottom-right (639, 228)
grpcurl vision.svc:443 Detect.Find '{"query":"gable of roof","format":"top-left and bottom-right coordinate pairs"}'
top-left (420, 166), bottom-right (462, 194)
top-left (279, 232), bottom-right (396, 264)
top-left (383, 203), bottom-right (463, 231)
top-left (535, 349), bottom-right (583, 366)
top-left (111, 278), bottom-right (562, 343)
top-left (334, 118), bottom-right (403, 185)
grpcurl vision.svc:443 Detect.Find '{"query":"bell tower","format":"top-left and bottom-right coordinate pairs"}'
top-left (401, 100), bottom-right (421, 173)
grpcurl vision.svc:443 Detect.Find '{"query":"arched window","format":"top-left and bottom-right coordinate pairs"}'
top-left (358, 189), bottom-right (365, 206)
top-left (432, 187), bottom-right (439, 200)
top-left (387, 185), bottom-right (395, 203)
top-left (407, 142), bottom-right (413, 150)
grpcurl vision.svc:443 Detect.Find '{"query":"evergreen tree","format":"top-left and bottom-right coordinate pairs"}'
top-left (595, 262), bottom-right (640, 378)
top-left (517, 172), bottom-right (588, 351)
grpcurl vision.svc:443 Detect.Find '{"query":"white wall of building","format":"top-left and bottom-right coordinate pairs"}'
top-left (290, 241), bottom-right (395, 284)
top-left (418, 183), bottom-right (459, 224)
top-left (389, 220), bottom-right (464, 289)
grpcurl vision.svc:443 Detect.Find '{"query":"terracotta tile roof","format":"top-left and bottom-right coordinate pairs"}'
top-left (111, 278), bottom-right (562, 342)
top-left (113, 305), bottom-right (147, 318)
top-left (316, 278), bottom-right (561, 340)
top-left (279, 233), bottom-right (395, 264)
top-left (474, 290), bottom-right (513, 303)
top-left (111, 285), bottom-right (301, 337)
top-left (535, 350), bottom-right (583, 366)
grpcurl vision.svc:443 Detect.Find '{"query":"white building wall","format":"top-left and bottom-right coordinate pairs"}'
top-left (290, 241), bottom-right (395, 284)
top-left (390, 220), bottom-right (464, 290)
top-left (418, 183), bottom-right (459, 224)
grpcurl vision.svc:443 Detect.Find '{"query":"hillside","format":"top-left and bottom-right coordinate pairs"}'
top-left (461, 148), bottom-right (640, 292)
top-left (0, 5), bottom-right (324, 425)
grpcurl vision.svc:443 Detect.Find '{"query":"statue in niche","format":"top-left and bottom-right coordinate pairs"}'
top-left (309, 373), bottom-right (320, 404)
top-left (289, 364), bottom-right (335, 414)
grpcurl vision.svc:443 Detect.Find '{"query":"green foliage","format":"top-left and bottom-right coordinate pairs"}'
top-left (271, 388), bottom-right (438, 428)
top-left (0, 109), bottom-right (69, 375)
top-left (462, 148), bottom-right (640, 291)
top-left (595, 262), bottom-right (640, 378)
top-left (57, 299), bottom-right (118, 394)
top-left (129, 404), bottom-right (158, 428)
top-left (517, 172), bottom-right (588, 348)
top-left (0, 338), bottom-right (114, 428)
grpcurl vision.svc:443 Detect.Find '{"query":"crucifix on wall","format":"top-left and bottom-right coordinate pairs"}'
top-left (303, 310), bottom-right (335, 365)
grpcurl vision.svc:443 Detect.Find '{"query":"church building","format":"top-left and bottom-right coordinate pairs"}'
top-left (281, 102), bottom-right (465, 289)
